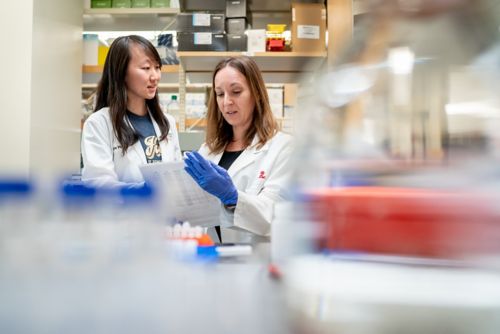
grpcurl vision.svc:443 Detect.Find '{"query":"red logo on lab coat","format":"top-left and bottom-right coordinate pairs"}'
top-left (258, 171), bottom-right (266, 179)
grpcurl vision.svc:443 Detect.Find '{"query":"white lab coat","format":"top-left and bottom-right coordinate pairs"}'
top-left (199, 131), bottom-right (294, 244)
top-left (81, 107), bottom-right (182, 187)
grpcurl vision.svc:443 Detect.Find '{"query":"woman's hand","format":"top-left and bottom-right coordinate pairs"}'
top-left (184, 151), bottom-right (238, 206)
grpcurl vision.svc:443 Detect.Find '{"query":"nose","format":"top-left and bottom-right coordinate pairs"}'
top-left (223, 94), bottom-right (233, 107)
top-left (151, 68), bottom-right (161, 82)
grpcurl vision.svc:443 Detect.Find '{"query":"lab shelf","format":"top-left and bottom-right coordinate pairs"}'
top-left (177, 51), bottom-right (327, 73)
top-left (84, 8), bottom-right (179, 15)
top-left (177, 51), bottom-right (327, 84)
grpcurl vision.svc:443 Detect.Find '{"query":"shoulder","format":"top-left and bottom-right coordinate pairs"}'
top-left (162, 112), bottom-right (176, 124)
top-left (83, 108), bottom-right (113, 133)
top-left (268, 131), bottom-right (294, 148)
top-left (85, 107), bottom-right (111, 125)
top-left (198, 142), bottom-right (211, 156)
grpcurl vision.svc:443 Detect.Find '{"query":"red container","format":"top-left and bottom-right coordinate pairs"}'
top-left (306, 187), bottom-right (500, 259)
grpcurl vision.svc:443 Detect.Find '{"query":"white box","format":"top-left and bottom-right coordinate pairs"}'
top-left (83, 34), bottom-right (99, 66)
top-left (267, 87), bottom-right (283, 118)
top-left (246, 29), bottom-right (266, 53)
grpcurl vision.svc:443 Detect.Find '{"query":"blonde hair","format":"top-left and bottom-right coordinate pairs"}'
top-left (205, 56), bottom-right (279, 154)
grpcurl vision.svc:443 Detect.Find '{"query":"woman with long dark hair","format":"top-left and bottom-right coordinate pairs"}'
top-left (81, 35), bottom-right (181, 187)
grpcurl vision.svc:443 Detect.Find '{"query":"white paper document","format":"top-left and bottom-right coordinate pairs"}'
top-left (140, 161), bottom-right (221, 227)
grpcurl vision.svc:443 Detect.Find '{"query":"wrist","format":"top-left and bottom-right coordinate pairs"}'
top-left (222, 189), bottom-right (238, 206)
top-left (224, 203), bottom-right (237, 211)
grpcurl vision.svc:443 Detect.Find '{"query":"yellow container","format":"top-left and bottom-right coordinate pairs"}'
top-left (266, 24), bottom-right (286, 34)
top-left (98, 45), bottom-right (109, 65)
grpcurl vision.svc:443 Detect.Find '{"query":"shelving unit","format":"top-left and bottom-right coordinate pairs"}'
top-left (175, 51), bottom-right (327, 131)
top-left (81, 0), bottom-right (355, 141)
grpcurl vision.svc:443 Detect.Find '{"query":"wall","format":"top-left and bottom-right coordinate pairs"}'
top-left (0, 0), bottom-right (82, 177)
top-left (0, 2), bottom-right (34, 175)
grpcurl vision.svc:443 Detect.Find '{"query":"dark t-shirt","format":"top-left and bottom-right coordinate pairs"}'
top-left (127, 111), bottom-right (162, 164)
top-left (218, 150), bottom-right (244, 170)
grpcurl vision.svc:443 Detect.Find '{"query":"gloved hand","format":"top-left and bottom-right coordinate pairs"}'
top-left (184, 151), bottom-right (238, 206)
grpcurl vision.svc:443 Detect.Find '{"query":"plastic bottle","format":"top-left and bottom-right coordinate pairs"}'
top-left (166, 94), bottom-right (181, 129)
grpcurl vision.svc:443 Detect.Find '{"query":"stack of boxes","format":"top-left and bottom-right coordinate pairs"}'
top-left (225, 0), bottom-right (247, 52)
top-left (176, 13), bottom-right (226, 51)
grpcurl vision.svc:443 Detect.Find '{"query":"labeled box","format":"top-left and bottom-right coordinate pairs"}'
top-left (91, 0), bottom-right (112, 8)
top-left (226, 0), bottom-right (246, 18)
top-left (132, 0), bottom-right (150, 7)
top-left (226, 18), bottom-right (246, 35)
top-left (246, 29), bottom-right (266, 53)
top-left (151, 0), bottom-right (170, 7)
top-left (291, 2), bottom-right (326, 52)
top-left (177, 32), bottom-right (227, 51)
top-left (176, 13), bottom-right (225, 33)
top-left (112, 0), bottom-right (131, 8)
top-left (227, 34), bottom-right (247, 51)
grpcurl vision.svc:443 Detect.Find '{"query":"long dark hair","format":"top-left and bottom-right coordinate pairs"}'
top-left (94, 35), bottom-right (170, 154)
top-left (206, 56), bottom-right (278, 153)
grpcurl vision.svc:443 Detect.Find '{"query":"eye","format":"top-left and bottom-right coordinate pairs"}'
top-left (215, 92), bottom-right (224, 97)
top-left (232, 90), bottom-right (242, 95)
top-left (142, 66), bottom-right (151, 70)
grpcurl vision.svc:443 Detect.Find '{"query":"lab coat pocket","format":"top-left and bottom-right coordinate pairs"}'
top-left (246, 179), bottom-right (265, 195)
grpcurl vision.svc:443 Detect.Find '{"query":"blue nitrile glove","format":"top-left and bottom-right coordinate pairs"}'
top-left (184, 151), bottom-right (238, 206)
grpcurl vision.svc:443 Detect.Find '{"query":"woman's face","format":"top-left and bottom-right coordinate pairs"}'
top-left (214, 66), bottom-right (256, 133)
top-left (125, 43), bottom-right (161, 106)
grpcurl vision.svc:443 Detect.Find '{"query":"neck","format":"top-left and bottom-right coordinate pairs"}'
top-left (127, 98), bottom-right (147, 116)
top-left (232, 127), bottom-right (247, 143)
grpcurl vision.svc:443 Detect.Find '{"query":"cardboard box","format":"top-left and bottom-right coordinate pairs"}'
top-left (132, 0), bottom-right (150, 7)
top-left (291, 2), bottom-right (326, 52)
top-left (226, 18), bottom-right (246, 35)
top-left (91, 0), bottom-right (112, 7)
top-left (284, 83), bottom-right (298, 106)
top-left (176, 13), bottom-right (225, 33)
top-left (246, 29), bottom-right (266, 53)
top-left (227, 34), bottom-right (247, 51)
top-left (112, 0), bottom-right (131, 8)
top-left (226, 0), bottom-right (246, 18)
top-left (177, 32), bottom-right (227, 51)
top-left (151, 0), bottom-right (169, 7)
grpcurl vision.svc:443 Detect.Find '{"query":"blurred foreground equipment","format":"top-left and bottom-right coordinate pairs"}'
top-left (292, 0), bottom-right (500, 260)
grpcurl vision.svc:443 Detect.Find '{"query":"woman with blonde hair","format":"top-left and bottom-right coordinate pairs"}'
top-left (185, 56), bottom-right (293, 243)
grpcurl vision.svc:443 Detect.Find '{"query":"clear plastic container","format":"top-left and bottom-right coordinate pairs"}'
top-left (166, 94), bottom-right (181, 129)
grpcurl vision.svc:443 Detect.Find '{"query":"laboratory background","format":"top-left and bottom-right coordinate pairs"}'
top-left (2, 0), bottom-right (500, 333)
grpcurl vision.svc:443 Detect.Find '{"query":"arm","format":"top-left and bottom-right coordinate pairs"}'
top-left (81, 113), bottom-right (128, 187)
top-left (231, 140), bottom-right (293, 236)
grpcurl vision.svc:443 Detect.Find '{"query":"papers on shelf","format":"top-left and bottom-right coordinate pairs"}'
top-left (140, 161), bottom-right (221, 227)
